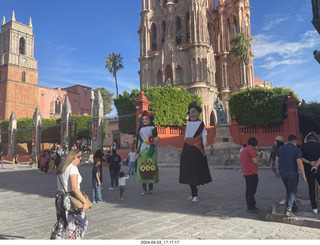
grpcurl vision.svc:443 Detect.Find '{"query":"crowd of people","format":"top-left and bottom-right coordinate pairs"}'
top-left (48, 100), bottom-right (320, 239)
top-left (240, 132), bottom-right (320, 217)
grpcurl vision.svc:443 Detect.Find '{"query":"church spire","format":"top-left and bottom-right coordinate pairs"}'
top-left (29, 17), bottom-right (32, 27)
top-left (2, 16), bottom-right (5, 25)
top-left (11, 11), bottom-right (16, 21)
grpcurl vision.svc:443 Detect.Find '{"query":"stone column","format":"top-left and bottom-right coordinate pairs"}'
top-left (91, 90), bottom-right (104, 152)
top-left (284, 92), bottom-right (300, 142)
top-left (8, 112), bottom-right (17, 155)
top-left (61, 96), bottom-right (72, 150)
top-left (134, 91), bottom-right (151, 135)
top-left (32, 107), bottom-right (42, 154)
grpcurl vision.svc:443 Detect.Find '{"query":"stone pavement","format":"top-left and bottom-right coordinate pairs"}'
top-left (0, 163), bottom-right (320, 240)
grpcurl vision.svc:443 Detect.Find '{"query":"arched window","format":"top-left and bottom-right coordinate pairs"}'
top-left (185, 12), bottom-right (190, 43)
top-left (175, 66), bottom-right (183, 82)
top-left (176, 17), bottom-right (182, 45)
top-left (55, 99), bottom-right (61, 114)
top-left (161, 21), bottom-right (166, 44)
top-left (19, 37), bottom-right (25, 55)
top-left (157, 70), bottom-right (163, 86)
top-left (22, 71), bottom-right (26, 82)
top-left (151, 23), bottom-right (157, 51)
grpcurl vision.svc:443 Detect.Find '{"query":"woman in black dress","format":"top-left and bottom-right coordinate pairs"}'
top-left (179, 102), bottom-right (212, 202)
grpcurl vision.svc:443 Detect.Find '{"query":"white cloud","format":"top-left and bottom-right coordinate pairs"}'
top-left (262, 17), bottom-right (290, 31)
top-left (252, 30), bottom-right (320, 68)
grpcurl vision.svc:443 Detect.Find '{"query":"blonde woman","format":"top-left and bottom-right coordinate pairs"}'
top-left (50, 149), bottom-right (89, 239)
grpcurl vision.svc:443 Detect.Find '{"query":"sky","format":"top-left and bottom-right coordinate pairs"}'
top-left (1, 0), bottom-right (320, 115)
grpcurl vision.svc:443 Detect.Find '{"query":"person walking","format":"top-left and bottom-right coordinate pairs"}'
top-left (92, 158), bottom-right (105, 203)
top-left (270, 136), bottom-right (285, 175)
top-left (50, 149), bottom-right (89, 239)
top-left (179, 102), bottom-right (212, 202)
top-left (240, 137), bottom-right (262, 213)
top-left (276, 135), bottom-right (307, 217)
top-left (136, 110), bottom-right (160, 195)
top-left (300, 132), bottom-right (320, 214)
top-left (128, 149), bottom-right (137, 175)
top-left (108, 149), bottom-right (121, 190)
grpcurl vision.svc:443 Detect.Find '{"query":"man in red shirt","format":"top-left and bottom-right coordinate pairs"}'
top-left (240, 137), bottom-right (262, 213)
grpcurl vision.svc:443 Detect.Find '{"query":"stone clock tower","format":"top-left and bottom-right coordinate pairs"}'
top-left (0, 11), bottom-right (39, 120)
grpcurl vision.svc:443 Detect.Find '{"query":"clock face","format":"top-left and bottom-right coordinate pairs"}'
top-left (21, 58), bottom-right (27, 65)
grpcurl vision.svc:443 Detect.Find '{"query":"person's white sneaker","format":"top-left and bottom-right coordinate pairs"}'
top-left (279, 200), bottom-right (286, 205)
top-left (187, 196), bottom-right (193, 201)
top-left (108, 187), bottom-right (114, 191)
top-left (140, 191), bottom-right (146, 195)
top-left (192, 197), bottom-right (199, 202)
top-left (312, 209), bottom-right (318, 214)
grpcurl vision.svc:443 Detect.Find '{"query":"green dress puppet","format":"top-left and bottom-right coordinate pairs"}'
top-left (136, 110), bottom-right (159, 192)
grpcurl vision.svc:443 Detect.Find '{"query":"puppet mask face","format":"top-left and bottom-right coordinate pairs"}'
top-left (189, 108), bottom-right (200, 121)
top-left (142, 116), bottom-right (151, 125)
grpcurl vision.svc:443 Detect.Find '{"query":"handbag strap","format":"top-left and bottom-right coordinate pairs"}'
top-left (57, 174), bottom-right (68, 193)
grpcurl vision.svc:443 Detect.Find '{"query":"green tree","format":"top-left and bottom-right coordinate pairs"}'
top-left (298, 102), bottom-right (320, 139)
top-left (231, 32), bottom-right (253, 65)
top-left (104, 53), bottom-right (124, 96)
top-left (114, 89), bottom-right (140, 134)
top-left (93, 87), bottom-right (114, 115)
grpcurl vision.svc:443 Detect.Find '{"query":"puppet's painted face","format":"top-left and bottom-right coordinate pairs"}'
top-left (142, 115), bottom-right (151, 125)
top-left (189, 107), bottom-right (200, 121)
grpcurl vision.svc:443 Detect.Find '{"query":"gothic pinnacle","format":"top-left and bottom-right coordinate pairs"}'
top-left (2, 16), bottom-right (5, 25)
top-left (29, 17), bottom-right (32, 27)
top-left (11, 11), bottom-right (16, 21)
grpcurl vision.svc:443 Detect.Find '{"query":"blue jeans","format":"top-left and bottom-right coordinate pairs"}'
top-left (109, 170), bottom-right (119, 188)
top-left (92, 181), bottom-right (103, 202)
top-left (128, 161), bottom-right (135, 175)
top-left (280, 171), bottom-right (299, 211)
top-left (270, 160), bottom-right (277, 175)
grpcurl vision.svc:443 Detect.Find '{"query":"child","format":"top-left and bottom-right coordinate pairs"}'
top-left (92, 158), bottom-right (105, 203)
top-left (119, 171), bottom-right (129, 201)
top-left (123, 156), bottom-right (129, 168)
top-left (13, 154), bottom-right (19, 169)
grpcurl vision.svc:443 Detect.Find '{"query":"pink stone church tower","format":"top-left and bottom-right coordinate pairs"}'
top-left (138, 0), bottom-right (254, 125)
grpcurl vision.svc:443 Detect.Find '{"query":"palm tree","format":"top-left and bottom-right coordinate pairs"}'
top-left (231, 32), bottom-right (253, 86)
top-left (230, 32), bottom-right (252, 65)
top-left (104, 53), bottom-right (124, 96)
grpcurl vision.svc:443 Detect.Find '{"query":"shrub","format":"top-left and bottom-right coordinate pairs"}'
top-left (229, 87), bottom-right (298, 126)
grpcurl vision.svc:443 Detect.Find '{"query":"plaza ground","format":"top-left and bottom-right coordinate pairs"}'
top-left (0, 163), bottom-right (320, 240)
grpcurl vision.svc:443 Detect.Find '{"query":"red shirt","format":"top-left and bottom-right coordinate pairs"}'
top-left (240, 145), bottom-right (258, 175)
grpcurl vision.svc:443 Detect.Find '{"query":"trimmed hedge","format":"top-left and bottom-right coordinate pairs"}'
top-left (229, 87), bottom-right (298, 126)
top-left (144, 85), bottom-right (202, 126)
top-left (113, 85), bottom-right (202, 134)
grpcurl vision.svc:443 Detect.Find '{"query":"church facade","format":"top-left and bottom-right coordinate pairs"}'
top-left (138, 0), bottom-right (254, 125)
top-left (0, 12), bottom-right (92, 121)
